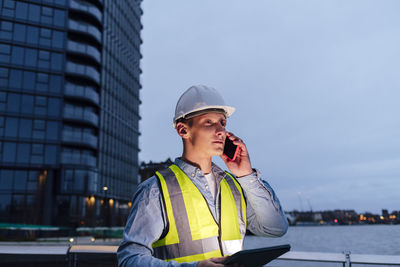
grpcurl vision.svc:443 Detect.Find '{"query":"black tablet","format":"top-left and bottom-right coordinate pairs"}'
top-left (222, 244), bottom-right (290, 267)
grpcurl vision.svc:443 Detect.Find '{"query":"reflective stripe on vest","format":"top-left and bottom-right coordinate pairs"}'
top-left (152, 164), bottom-right (246, 263)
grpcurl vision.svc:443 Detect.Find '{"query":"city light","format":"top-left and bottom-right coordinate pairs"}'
top-left (89, 196), bottom-right (95, 205)
top-left (103, 186), bottom-right (108, 191)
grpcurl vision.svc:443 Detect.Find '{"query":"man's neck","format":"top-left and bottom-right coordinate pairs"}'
top-left (181, 152), bottom-right (212, 174)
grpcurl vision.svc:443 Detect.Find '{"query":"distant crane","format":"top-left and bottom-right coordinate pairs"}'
top-left (306, 196), bottom-right (313, 212)
top-left (297, 192), bottom-right (304, 211)
top-left (298, 192), bottom-right (313, 212)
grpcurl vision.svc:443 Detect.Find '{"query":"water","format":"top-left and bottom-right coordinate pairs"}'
top-left (243, 224), bottom-right (400, 266)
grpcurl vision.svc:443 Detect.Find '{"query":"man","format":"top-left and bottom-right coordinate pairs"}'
top-left (118, 85), bottom-right (288, 266)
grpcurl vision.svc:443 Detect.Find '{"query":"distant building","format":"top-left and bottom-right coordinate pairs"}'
top-left (139, 158), bottom-right (174, 183)
top-left (382, 209), bottom-right (389, 218)
top-left (0, 0), bottom-right (143, 226)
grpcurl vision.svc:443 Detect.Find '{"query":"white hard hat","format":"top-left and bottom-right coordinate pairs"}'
top-left (173, 85), bottom-right (235, 128)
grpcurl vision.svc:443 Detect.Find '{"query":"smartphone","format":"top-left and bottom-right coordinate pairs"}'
top-left (223, 136), bottom-right (239, 161)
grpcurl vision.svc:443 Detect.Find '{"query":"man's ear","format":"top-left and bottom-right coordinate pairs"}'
top-left (176, 122), bottom-right (189, 139)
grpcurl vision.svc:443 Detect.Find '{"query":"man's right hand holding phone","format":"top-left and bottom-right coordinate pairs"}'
top-left (221, 132), bottom-right (253, 178)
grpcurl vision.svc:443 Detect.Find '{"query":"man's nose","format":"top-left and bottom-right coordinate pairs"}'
top-left (216, 124), bottom-right (225, 136)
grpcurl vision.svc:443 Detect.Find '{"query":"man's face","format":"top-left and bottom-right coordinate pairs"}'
top-left (186, 112), bottom-right (227, 157)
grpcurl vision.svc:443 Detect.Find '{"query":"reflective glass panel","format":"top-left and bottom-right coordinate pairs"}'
top-left (15, 2), bottom-right (28, 20)
top-left (21, 94), bottom-right (33, 114)
top-left (23, 71), bottom-right (35, 91)
top-left (3, 142), bottom-right (16, 162)
top-left (13, 23), bottom-right (26, 42)
top-left (5, 117), bottom-right (18, 137)
top-left (7, 93), bottom-right (20, 113)
top-left (14, 170), bottom-right (27, 190)
top-left (9, 69), bottom-right (22, 89)
top-left (45, 145), bottom-right (57, 164)
top-left (19, 119), bottom-right (32, 139)
top-left (17, 143), bottom-right (30, 163)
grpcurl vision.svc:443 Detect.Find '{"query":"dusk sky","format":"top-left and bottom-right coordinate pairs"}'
top-left (139, 1), bottom-right (400, 213)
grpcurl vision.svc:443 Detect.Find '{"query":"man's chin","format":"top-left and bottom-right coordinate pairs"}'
top-left (212, 149), bottom-right (224, 157)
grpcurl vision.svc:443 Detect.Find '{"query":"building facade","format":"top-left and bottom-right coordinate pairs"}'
top-left (0, 0), bottom-right (142, 226)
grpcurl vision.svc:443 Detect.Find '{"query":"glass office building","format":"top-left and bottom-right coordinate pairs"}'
top-left (0, 0), bottom-right (142, 226)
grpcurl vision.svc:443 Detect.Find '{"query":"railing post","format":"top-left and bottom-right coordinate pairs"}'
top-left (344, 251), bottom-right (351, 267)
top-left (67, 244), bottom-right (72, 267)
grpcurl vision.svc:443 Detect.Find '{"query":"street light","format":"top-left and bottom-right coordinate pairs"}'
top-left (103, 186), bottom-right (109, 227)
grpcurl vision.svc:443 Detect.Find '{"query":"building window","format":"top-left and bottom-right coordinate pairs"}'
top-left (5, 117), bottom-right (18, 137)
top-left (0, 116), bottom-right (4, 136)
top-left (34, 95), bottom-right (47, 115)
top-left (41, 6), bottom-right (54, 25)
top-left (15, 1), bottom-right (28, 20)
top-left (45, 145), bottom-right (57, 164)
top-left (13, 23), bottom-right (26, 42)
top-left (25, 48), bottom-right (37, 67)
top-left (0, 170), bottom-right (13, 191)
top-left (0, 21), bottom-right (13, 40)
top-left (53, 9), bottom-right (65, 27)
top-left (0, 67), bottom-right (8, 88)
top-left (49, 75), bottom-right (62, 93)
top-left (6, 93), bottom-right (20, 113)
top-left (0, 44), bottom-right (11, 64)
top-left (27, 171), bottom-right (39, 191)
top-left (2, 0), bottom-right (16, 17)
top-left (23, 71), bottom-right (35, 91)
top-left (28, 4), bottom-right (40, 23)
top-left (0, 193), bottom-right (12, 215)
top-left (46, 121), bottom-right (58, 140)
top-left (38, 50), bottom-right (50, 69)
top-left (48, 98), bottom-right (60, 116)
top-left (11, 46), bottom-right (24, 65)
top-left (18, 119), bottom-right (32, 139)
top-left (17, 143), bottom-right (30, 163)
top-left (51, 52), bottom-right (63, 71)
top-left (52, 30), bottom-right (64, 49)
top-left (9, 69), bottom-right (22, 89)
top-left (2, 142), bottom-right (17, 163)
top-left (37, 73), bottom-right (49, 91)
top-left (21, 94), bottom-right (33, 114)
top-left (32, 119), bottom-right (45, 140)
top-left (31, 143), bottom-right (43, 164)
top-left (39, 28), bottom-right (51, 47)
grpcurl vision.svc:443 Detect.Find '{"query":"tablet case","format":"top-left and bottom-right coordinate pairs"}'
top-left (222, 244), bottom-right (290, 267)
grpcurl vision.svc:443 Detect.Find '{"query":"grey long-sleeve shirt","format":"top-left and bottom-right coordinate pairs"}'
top-left (118, 158), bottom-right (288, 267)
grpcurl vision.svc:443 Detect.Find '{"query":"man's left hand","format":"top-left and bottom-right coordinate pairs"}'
top-left (220, 132), bottom-right (253, 178)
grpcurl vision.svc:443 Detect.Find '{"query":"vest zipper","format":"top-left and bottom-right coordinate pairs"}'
top-left (199, 186), bottom-right (224, 255)
top-left (217, 191), bottom-right (224, 255)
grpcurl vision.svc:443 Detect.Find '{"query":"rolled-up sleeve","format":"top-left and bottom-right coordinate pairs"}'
top-left (238, 169), bottom-right (289, 237)
top-left (117, 177), bottom-right (198, 267)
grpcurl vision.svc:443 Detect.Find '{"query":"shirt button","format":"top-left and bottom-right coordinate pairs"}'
top-left (191, 173), bottom-right (195, 177)
top-left (205, 185), bottom-right (209, 189)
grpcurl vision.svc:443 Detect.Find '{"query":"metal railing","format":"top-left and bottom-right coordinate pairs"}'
top-left (1, 245), bottom-right (400, 266)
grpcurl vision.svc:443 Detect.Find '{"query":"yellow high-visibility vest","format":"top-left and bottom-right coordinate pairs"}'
top-left (152, 164), bottom-right (247, 263)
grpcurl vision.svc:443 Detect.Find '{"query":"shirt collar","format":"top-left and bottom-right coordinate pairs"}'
top-left (174, 157), bottom-right (226, 184)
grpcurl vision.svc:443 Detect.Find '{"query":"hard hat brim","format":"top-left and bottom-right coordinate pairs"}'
top-left (173, 105), bottom-right (235, 128)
